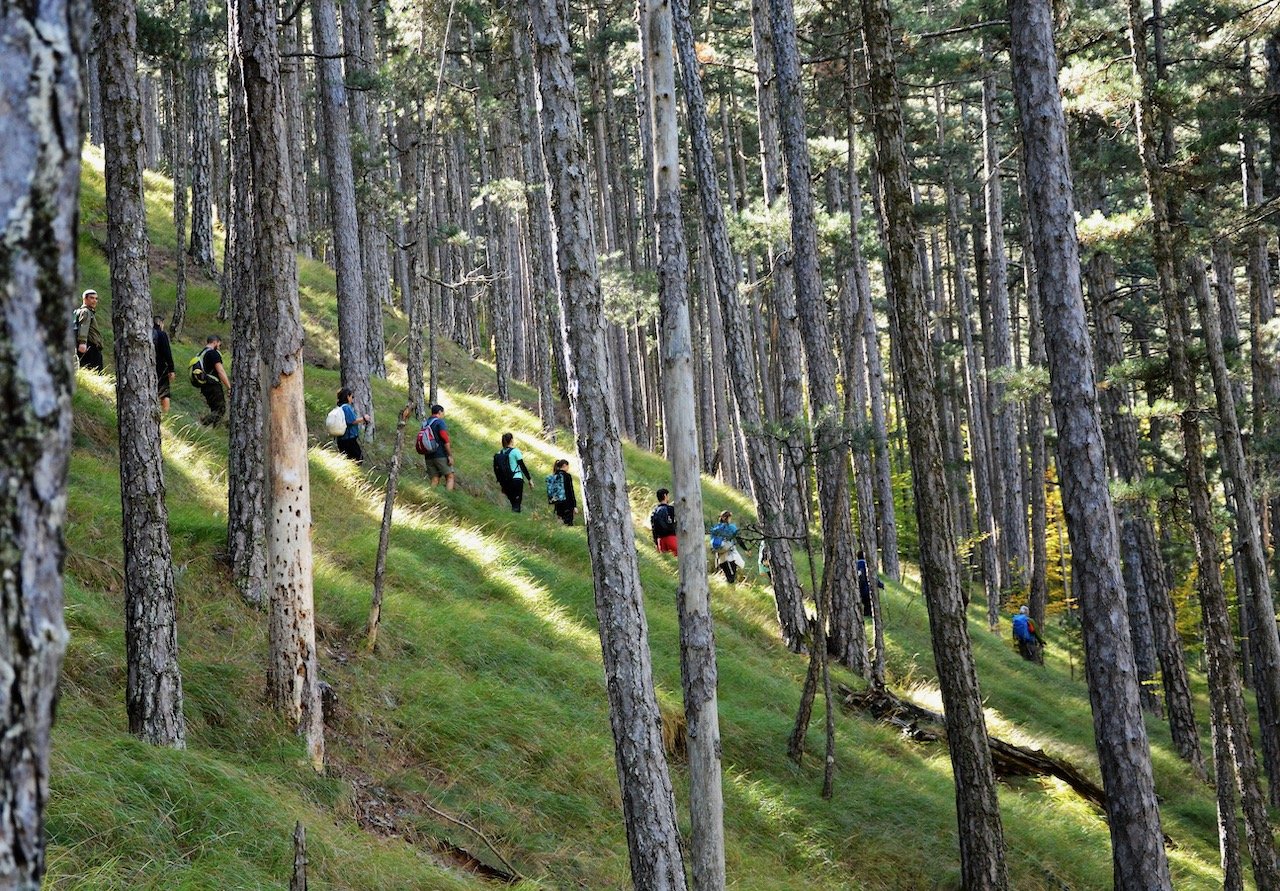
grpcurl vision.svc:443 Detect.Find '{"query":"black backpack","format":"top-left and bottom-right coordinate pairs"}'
top-left (651, 504), bottom-right (676, 537)
top-left (493, 448), bottom-right (514, 485)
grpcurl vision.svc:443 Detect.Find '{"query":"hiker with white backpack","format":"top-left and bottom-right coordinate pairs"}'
top-left (326, 387), bottom-right (369, 464)
top-left (416, 404), bottom-right (455, 490)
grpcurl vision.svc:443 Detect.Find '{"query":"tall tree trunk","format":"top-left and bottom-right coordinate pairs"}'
top-left (280, 12), bottom-right (311, 259)
top-left (168, 59), bottom-right (189, 340)
top-left (1019, 163), bottom-right (1049, 631)
top-left (644, 5), bottom-right (726, 885)
top-left (670, 0), bottom-right (807, 649)
top-left (1188, 258), bottom-right (1280, 882)
top-left (0, 0), bottom-right (83, 878)
top-left (861, 0), bottom-right (1008, 885)
top-left (187, 0), bottom-right (217, 273)
top-left (768, 0), bottom-right (865, 676)
top-left (313, 0), bottom-right (373, 434)
top-left (981, 54), bottom-right (1029, 604)
top-left (750, 0), bottom-right (809, 539)
top-left (528, 4), bottom-right (688, 887)
top-left (97, 0), bottom-right (187, 749)
top-left (225, 1), bottom-right (267, 609)
top-left (1013, 5), bottom-right (1175, 886)
top-left (236, 0), bottom-right (325, 771)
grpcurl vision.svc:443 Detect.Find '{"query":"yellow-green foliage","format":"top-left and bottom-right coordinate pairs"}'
top-left (50, 151), bottom-right (1234, 890)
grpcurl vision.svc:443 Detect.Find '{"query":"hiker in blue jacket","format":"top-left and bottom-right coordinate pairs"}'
top-left (334, 387), bottom-right (370, 464)
top-left (1012, 605), bottom-right (1044, 663)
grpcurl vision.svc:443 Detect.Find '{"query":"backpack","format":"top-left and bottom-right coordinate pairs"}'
top-left (710, 522), bottom-right (731, 551)
top-left (325, 406), bottom-right (349, 437)
top-left (546, 472), bottom-right (566, 503)
top-left (188, 348), bottom-right (210, 386)
top-left (651, 504), bottom-right (676, 538)
top-left (416, 418), bottom-right (440, 456)
top-left (493, 448), bottom-right (514, 485)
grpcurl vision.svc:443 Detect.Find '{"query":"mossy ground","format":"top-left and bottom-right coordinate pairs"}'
top-left (51, 147), bottom-right (1244, 889)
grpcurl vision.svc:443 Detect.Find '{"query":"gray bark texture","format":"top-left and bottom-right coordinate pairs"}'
top-left (768, 0), bottom-right (865, 676)
top-left (225, 2), bottom-right (267, 609)
top-left (528, 3), bottom-right (688, 887)
top-left (669, 0), bottom-right (806, 652)
top-left (644, 5), bottom-right (727, 886)
top-left (0, 0), bottom-right (84, 880)
top-left (1013, 3), bottom-right (1173, 886)
top-left (236, 0), bottom-right (325, 771)
top-left (187, 0), bottom-right (217, 272)
top-left (97, 0), bottom-right (187, 749)
top-left (313, 0), bottom-right (373, 435)
top-left (860, 0), bottom-right (1008, 885)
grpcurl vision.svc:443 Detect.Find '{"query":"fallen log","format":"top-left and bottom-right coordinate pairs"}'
top-left (838, 684), bottom-right (1107, 813)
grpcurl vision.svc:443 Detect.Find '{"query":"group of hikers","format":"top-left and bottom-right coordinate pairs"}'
top-left (74, 288), bottom-right (231, 426)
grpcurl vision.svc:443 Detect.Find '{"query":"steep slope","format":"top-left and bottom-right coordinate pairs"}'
top-left (50, 149), bottom-right (1231, 890)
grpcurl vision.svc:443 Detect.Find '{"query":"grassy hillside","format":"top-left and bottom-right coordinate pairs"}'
top-left (51, 147), bottom-right (1236, 889)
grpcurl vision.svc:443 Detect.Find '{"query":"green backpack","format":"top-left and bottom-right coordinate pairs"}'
top-left (189, 348), bottom-right (210, 387)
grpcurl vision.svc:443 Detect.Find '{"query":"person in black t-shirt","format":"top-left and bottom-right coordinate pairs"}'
top-left (198, 334), bottom-right (231, 426)
top-left (152, 316), bottom-right (175, 413)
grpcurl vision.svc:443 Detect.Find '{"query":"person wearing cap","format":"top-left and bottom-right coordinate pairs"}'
top-left (197, 334), bottom-right (231, 425)
top-left (153, 316), bottom-right (175, 413)
top-left (74, 289), bottom-right (104, 371)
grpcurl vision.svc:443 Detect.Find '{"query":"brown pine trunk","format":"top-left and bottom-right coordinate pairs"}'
top-left (861, 0), bottom-right (1008, 885)
top-left (1014, 5), bottom-right (1175, 886)
top-left (98, 0), bottom-right (187, 749)
top-left (0, 2), bottom-right (84, 878)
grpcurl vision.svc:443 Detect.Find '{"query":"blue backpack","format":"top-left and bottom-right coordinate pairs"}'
top-left (546, 472), bottom-right (566, 502)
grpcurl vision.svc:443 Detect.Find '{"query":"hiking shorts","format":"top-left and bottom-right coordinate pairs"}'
top-left (425, 455), bottom-right (453, 478)
top-left (656, 535), bottom-right (678, 555)
top-left (157, 375), bottom-right (171, 400)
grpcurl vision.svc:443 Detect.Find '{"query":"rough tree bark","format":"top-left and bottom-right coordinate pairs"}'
top-left (1012, 3), bottom-right (1175, 886)
top-left (236, 0), bottom-right (325, 771)
top-left (97, 0), bottom-right (187, 749)
top-left (187, 0), bottom-right (217, 273)
top-left (225, 0), bottom-right (267, 609)
top-left (861, 0), bottom-right (1008, 885)
top-left (644, 4), bottom-right (726, 886)
top-left (529, 2), bottom-right (687, 887)
top-left (0, 0), bottom-right (84, 879)
top-left (669, 0), bottom-right (807, 651)
top-left (768, 0), bottom-right (866, 675)
top-left (313, 0), bottom-right (373, 435)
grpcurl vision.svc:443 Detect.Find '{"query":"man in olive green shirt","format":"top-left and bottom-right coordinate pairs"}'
top-left (74, 289), bottom-right (104, 371)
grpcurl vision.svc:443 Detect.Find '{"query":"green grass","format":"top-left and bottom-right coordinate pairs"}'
top-left (50, 146), bottom-right (1244, 889)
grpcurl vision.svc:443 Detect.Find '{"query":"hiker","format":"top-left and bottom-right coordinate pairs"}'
top-left (192, 334), bottom-right (231, 426)
top-left (546, 459), bottom-right (578, 526)
top-left (74, 289), bottom-right (104, 371)
top-left (856, 549), bottom-right (884, 620)
top-left (331, 388), bottom-right (370, 464)
top-left (1012, 605), bottom-right (1045, 664)
top-left (418, 404), bottom-right (455, 490)
top-left (152, 316), bottom-right (175, 413)
top-left (709, 510), bottom-right (744, 583)
top-left (650, 489), bottom-right (678, 554)
top-left (493, 432), bottom-right (532, 512)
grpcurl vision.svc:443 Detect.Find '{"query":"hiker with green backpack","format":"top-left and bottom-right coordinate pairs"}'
top-left (189, 334), bottom-right (230, 426)
top-left (493, 432), bottom-right (532, 512)
top-left (546, 459), bottom-right (578, 525)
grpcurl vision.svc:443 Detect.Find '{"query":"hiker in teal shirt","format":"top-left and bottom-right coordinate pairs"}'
top-left (494, 432), bottom-right (533, 512)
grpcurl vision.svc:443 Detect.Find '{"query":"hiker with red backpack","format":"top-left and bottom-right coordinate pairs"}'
top-left (416, 404), bottom-right (454, 490)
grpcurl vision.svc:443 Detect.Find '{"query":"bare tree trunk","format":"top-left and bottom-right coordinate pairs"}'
top-left (981, 55), bottom-right (1028, 602)
top-left (313, 0), bottom-right (373, 435)
top-left (1014, 4), bottom-right (1175, 885)
top-left (750, 0), bottom-right (809, 539)
top-left (168, 58), bottom-right (189, 340)
top-left (237, 0), bottom-right (325, 771)
top-left (644, 5), bottom-right (725, 885)
top-left (529, 4), bottom-right (687, 887)
top-left (187, 0), bottom-right (217, 273)
top-left (669, 0), bottom-right (806, 650)
top-left (1019, 164), bottom-right (1049, 631)
top-left (0, 1), bottom-right (83, 878)
top-left (861, 0), bottom-right (1008, 885)
top-left (768, 0), bottom-right (865, 676)
top-left (225, 4), bottom-right (267, 609)
top-left (366, 405), bottom-right (411, 652)
top-left (97, 0), bottom-right (187, 749)
top-left (280, 12), bottom-right (311, 259)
